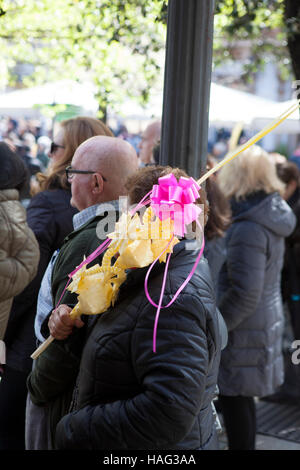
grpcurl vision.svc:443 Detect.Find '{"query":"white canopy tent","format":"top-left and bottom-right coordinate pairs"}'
top-left (208, 83), bottom-right (300, 134)
top-left (0, 80), bottom-right (98, 118)
top-left (109, 82), bottom-right (299, 134)
top-left (0, 80), bottom-right (298, 133)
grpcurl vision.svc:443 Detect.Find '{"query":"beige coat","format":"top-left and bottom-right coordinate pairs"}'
top-left (0, 190), bottom-right (40, 339)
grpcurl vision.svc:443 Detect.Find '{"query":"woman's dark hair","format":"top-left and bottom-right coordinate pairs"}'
top-left (276, 161), bottom-right (300, 186)
top-left (0, 141), bottom-right (29, 194)
top-left (204, 177), bottom-right (231, 240)
top-left (125, 165), bottom-right (209, 225)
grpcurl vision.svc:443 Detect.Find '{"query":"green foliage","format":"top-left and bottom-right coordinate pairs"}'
top-left (0, 0), bottom-right (167, 113)
top-left (214, 0), bottom-right (296, 82)
top-left (0, 0), bottom-right (5, 16)
top-left (274, 142), bottom-right (289, 158)
top-left (34, 103), bottom-right (68, 119)
top-left (0, 0), bottom-right (298, 114)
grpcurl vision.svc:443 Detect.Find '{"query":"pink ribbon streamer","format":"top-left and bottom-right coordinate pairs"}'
top-left (69, 238), bottom-right (111, 278)
top-left (152, 252), bottom-right (172, 353)
top-left (130, 190), bottom-right (152, 216)
top-left (53, 237), bottom-right (112, 311)
top-left (150, 173), bottom-right (202, 237)
top-left (144, 233), bottom-right (205, 352)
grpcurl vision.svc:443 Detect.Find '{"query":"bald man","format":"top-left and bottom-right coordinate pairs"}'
top-left (26, 136), bottom-right (138, 450)
top-left (138, 120), bottom-right (161, 166)
top-left (69, 135), bottom-right (139, 211)
top-left (33, 135), bottom-right (138, 341)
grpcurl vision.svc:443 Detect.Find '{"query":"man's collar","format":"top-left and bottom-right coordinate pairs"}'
top-left (73, 200), bottom-right (119, 231)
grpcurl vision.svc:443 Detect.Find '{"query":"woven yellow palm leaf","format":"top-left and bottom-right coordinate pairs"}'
top-left (68, 208), bottom-right (179, 319)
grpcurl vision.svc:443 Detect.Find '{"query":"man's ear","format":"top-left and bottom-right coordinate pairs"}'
top-left (92, 173), bottom-right (104, 194)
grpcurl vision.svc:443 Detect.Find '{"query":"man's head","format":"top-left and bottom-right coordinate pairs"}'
top-left (68, 135), bottom-right (138, 211)
top-left (138, 121), bottom-right (161, 165)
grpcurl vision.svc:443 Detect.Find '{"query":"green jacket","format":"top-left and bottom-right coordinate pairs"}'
top-left (51, 214), bottom-right (110, 306)
top-left (28, 211), bottom-right (117, 447)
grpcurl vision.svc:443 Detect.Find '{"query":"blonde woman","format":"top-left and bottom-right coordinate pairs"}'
top-left (216, 145), bottom-right (296, 450)
top-left (1, 116), bottom-right (113, 450)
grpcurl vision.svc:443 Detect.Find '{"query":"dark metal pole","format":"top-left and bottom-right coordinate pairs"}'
top-left (160, 0), bottom-right (215, 179)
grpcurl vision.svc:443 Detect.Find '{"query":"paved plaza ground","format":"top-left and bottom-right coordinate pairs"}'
top-left (217, 399), bottom-right (300, 450)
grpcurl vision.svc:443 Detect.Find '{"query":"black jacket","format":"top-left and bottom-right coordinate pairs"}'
top-left (54, 241), bottom-right (221, 450)
top-left (4, 188), bottom-right (77, 372)
top-left (281, 187), bottom-right (300, 299)
top-left (218, 192), bottom-right (296, 397)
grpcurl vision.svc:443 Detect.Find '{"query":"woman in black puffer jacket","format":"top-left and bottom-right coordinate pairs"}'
top-left (55, 166), bottom-right (221, 450)
top-left (29, 166), bottom-right (222, 450)
top-left (216, 145), bottom-right (296, 450)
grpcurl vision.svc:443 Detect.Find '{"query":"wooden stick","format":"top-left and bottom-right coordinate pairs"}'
top-left (30, 304), bottom-right (81, 359)
top-left (31, 335), bottom-right (54, 360)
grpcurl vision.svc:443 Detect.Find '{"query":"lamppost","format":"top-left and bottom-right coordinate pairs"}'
top-left (160, 0), bottom-right (215, 179)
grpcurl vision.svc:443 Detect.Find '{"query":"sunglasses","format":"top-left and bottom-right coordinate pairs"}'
top-left (50, 142), bottom-right (65, 154)
top-left (65, 165), bottom-right (107, 182)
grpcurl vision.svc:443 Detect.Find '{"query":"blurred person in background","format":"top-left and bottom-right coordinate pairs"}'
top-left (203, 169), bottom-right (230, 394)
top-left (18, 132), bottom-right (42, 178)
top-left (0, 142), bottom-right (39, 430)
top-left (290, 141), bottom-right (300, 170)
top-left (2, 117), bottom-right (18, 142)
top-left (11, 135), bottom-right (42, 206)
top-left (204, 173), bottom-right (231, 294)
top-left (276, 161), bottom-right (300, 340)
top-left (0, 116), bottom-right (113, 450)
top-left (17, 141), bottom-right (41, 177)
top-left (211, 141), bottom-right (228, 161)
top-left (138, 120), bottom-right (161, 167)
top-left (36, 135), bottom-right (51, 170)
top-left (152, 142), bottom-right (160, 166)
top-left (216, 145), bottom-right (296, 450)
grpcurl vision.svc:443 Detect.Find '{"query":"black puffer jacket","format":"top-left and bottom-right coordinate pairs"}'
top-left (218, 192), bottom-right (296, 397)
top-left (55, 241), bottom-right (221, 450)
top-left (204, 236), bottom-right (227, 294)
top-left (281, 187), bottom-right (300, 338)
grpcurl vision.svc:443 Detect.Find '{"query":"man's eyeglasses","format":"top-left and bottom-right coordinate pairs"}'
top-left (50, 142), bottom-right (65, 154)
top-left (65, 165), bottom-right (107, 182)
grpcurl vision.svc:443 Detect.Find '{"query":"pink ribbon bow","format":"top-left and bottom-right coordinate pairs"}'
top-left (150, 173), bottom-right (202, 237)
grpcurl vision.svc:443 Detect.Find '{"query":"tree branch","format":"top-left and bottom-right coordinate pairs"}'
top-left (284, 0), bottom-right (300, 80)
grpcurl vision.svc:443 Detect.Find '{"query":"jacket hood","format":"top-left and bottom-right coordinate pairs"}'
top-left (231, 191), bottom-right (296, 238)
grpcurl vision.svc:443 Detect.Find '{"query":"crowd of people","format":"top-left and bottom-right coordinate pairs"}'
top-left (0, 111), bottom-right (300, 451)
